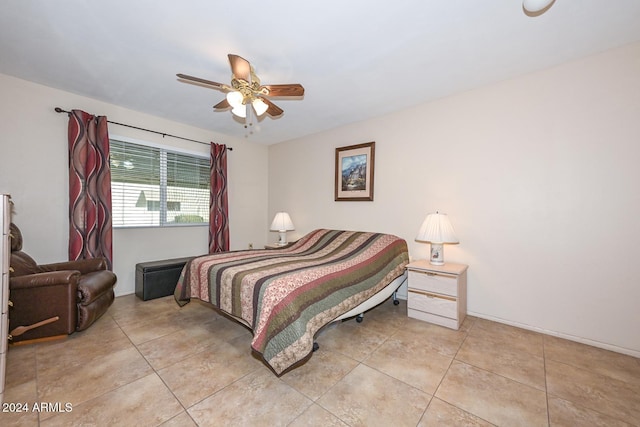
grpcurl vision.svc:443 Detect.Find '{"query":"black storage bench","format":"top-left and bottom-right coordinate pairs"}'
top-left (135, 256), bottom-right (194, 301)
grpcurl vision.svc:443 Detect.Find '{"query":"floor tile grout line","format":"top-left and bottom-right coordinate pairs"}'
top-left (309, 320), bottom-right (386, 406)
top-left (284, 399), bottom-right (319, 427)
top-left (113, 310), bottom-right (214, 420)
top-left (360, 314), bottom-right (480, 425)
top-left (32, 313), bottom-right (178, 426)
top-left (116, 306), bottom-right (260, 426)
top-left (110, 310), bottom-right (201, 425)
top-left (542, 352), bottom-right (640, 426)
top-left (337, 309), bottom-right (494, 425)
top-left (415, 339), bottom-right (460, 425)
top-left (305, 309), bottom-right (410, 426)
top-left (426, 316), bottom-right (491, 425)
top-left (360, 358), bottom-right (436, 427)
top-left (453, 319), bottom-right (551, 393)
top-left (171, 366), bottom-right (261, 421)
top-left (116, 300), bottom-right (290, 421)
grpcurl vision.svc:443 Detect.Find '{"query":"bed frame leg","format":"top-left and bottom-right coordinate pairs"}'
top-left (312, 342), bottom-right (319, 352)
top-left (356, 313), bottom-right (364, 323)
top-left (392, 291), bottom-right (400, 305)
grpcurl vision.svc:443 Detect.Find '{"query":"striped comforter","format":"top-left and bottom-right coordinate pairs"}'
top-left (175, 229), bottom-right (409, 374)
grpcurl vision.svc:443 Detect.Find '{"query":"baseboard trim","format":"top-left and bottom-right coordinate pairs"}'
top-left (467, 310), bottom-right (640, 359)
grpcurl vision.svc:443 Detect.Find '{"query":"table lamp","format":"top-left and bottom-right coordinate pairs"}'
top-left (416, 212), bottom-right (459, 265)
top-left (270, 212), bottom-right (295, 246)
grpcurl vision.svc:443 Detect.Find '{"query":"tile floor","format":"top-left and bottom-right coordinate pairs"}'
top-left (3, 294), bottom-right (640, 426)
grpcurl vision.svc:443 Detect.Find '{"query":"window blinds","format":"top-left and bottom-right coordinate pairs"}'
top-left (110, 140), bottom-right (210, 227)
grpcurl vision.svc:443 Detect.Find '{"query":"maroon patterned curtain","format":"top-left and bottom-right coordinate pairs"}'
top-left (209, 142), bottom-right (229, 253)
top-left (68, 110), bottom-right (113, 269)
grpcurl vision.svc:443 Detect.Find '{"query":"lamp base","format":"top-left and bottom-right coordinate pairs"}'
top-left (277, 231), bottom-right (288, 246)
top-left (429, 243), bottom-right (445, 265)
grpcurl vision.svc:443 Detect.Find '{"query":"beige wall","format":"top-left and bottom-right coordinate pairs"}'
top-left (268, 42), bottom-right (640, 356)
top-left (0, 73), bottom-right (269, 296)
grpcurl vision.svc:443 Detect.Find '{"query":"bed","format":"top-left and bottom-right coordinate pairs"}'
top-left (174, 228), bottom-right (409, 374)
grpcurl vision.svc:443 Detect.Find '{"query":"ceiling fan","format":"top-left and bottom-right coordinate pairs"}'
top-left (177, 54), bottom-right (304, 121)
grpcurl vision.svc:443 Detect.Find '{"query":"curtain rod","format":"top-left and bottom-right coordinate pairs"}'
top-left (54, 107), bottom-right (232, 151)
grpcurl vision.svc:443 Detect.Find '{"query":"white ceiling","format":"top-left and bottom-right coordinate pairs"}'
top-left (2, 1), bottom-right (640, 145)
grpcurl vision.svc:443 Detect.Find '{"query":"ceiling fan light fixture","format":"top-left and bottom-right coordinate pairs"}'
top-left (226, 91), bottom-right (244, 109)
top-left (231, 105), bottom-right (247, 118)
top-left (252, 98), bottom-right (268, 116)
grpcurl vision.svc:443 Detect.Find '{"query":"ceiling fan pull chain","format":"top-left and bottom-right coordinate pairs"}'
top-left (245, 103), bottom-right (251, 128)
top-left (245, 103), bottom-right (255, 137)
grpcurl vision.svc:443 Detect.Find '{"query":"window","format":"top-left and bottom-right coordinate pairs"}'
top-left (110, 139), bottom-right (210, 227)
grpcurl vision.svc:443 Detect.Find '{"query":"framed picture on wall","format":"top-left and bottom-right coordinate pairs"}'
top-left (335, 141), bottom-right (375, 201)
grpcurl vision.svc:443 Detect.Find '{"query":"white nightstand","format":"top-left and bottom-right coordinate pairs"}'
top-left (406, 260), bottom-right (468, 330)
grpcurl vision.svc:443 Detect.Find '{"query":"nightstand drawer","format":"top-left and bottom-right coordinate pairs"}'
top-left (408, 270), bottom-right (458, 297)
top-left (407, 289), bottom-right (457, 319)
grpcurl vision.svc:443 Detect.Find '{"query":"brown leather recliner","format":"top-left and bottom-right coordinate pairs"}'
top-left (8, 223), bottom-right (116, 342)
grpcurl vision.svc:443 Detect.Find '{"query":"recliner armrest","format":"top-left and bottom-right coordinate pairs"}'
top-left (77, 270), bottom-right (117, 305)
top-left (39, 257), bottom-right (108, 275)
top-left (10, 270), bottom-right (80, 290)
top-left (9, 271), bottom-right (79, 340)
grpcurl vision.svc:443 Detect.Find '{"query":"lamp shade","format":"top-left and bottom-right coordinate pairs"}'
top-left (252, 98), bottom-right (268, 116)
top-left (227, 91), bottom-right (247, 118)
top-left (270, 212), bottom-right (295, 232)
top-left (231, 106), bottom-right (246, 118)
top-left (416, 212), bottom-right (459, 244)
top-left (226, 91), bottom-right (244, 108)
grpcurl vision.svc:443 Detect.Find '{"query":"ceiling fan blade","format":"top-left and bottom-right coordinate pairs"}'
top-left (213, 98), bottom-right (231, 110)
top-left (260, 84), bottom-right (305, 97)
top-left (176, 73), bottom-right (227, 90)
top-left (228, 54), bottom-right (251, 81)
top-left (259, 97), bottom-right (284, 117)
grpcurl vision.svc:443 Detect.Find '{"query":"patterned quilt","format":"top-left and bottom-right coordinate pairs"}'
top-left (174, 229), bottom-right (409, 374)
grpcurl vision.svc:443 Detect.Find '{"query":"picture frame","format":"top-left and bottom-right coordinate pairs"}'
top-left (335, 141), bottom-right (375, 201)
